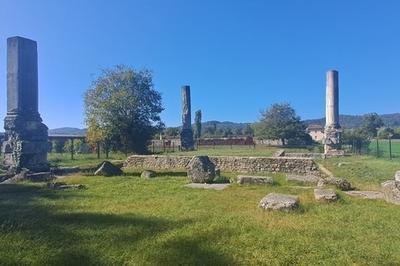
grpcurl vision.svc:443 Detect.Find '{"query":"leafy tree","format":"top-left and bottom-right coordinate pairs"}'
top-left (256, 103), bottom-right (309, 146)
top-left (84, 65), bottom-right (164, 154)
top-left (243, 124), bottom-right (254, 136)
top-left (361, 113), bottom-right (384, 138)
top-left (203, 126), bottom-right (216, 137)
top-left (342, 129), bottom-right (370, 154)
top-left (234, 127), bottom-right (243, 136)
top-left (164, 127), bottom-right (180, 138)
top-left (223, 128), bottom-right (233, 138)
top-left (393, 128), bottom-right (400, 139)
top-left (53, 140), bottom-right (66, 153)
top-left (378, 127), bottom-right (395, 139)
top-left (74, 139), bottom-right (90, 154)
top-left (63, 140), bottom-right (72, 153)
top-left (194, 110), bottom-right (202, 139)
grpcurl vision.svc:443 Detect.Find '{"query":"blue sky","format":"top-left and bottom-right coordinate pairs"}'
top-left (1, 0), bottom-right (399, 129)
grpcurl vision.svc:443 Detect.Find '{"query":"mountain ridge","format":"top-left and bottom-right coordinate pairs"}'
top-left (48, 113), bottom-right (400, 135)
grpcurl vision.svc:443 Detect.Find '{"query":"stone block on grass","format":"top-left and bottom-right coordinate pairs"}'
top-left (141, 170), bottom-right (157, 178)
top-left (258, 193), bottom-right (299, 211)
top-left (187, 156), bottom-right (216, 183)
top-left (237, 175), bottom-right (273, 185)
top-left (314, 188), bottom-right (338, 202)
top-left (94, 161), bottom-right (123, 176)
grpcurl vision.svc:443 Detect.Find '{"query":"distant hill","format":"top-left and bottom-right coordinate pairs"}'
top-left (49, 127), bottom-right (86, 136)
top-left (304, 113), bottom-right (400, 129)
top-left (49, 113), bottom-right (400, 136)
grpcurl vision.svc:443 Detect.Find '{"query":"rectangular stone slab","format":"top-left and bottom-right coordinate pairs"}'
top-left (184, 183), bottom-right (230, 191)
top-left (237, 175), bottom-right (273, 185)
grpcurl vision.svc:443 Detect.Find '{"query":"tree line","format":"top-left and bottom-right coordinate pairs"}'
top-left (83, 65), bottom-right (395, 155)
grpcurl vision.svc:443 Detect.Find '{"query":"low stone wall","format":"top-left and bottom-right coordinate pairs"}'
top-left (124, 155), bottom-right (321, 176)
top-left (283, 153), bottom-right (324, 159)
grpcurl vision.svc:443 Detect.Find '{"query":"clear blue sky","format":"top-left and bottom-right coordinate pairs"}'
top-left (1, 0), bottom-right (399, 129)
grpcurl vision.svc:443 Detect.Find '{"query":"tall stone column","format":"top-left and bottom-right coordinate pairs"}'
top-left (2, 36), bottom-right (49, 172)
top-left (323, 70), bottom-right (344, 156)
top-left (180, 85), bottom-right (194, 151)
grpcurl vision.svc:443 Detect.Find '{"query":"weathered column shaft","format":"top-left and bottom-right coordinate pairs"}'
top-left (325, 70), bottom-right (339, 127)
top-left (7, 37), bottom-right (39, 117)
top-left (181, 85), bottom-right (191, 129)
top-left (180, 85), bottom-right (194, 151)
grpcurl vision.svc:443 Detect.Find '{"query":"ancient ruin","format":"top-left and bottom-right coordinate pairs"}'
top-left (2, 36), bottom-right (49, 172)
top-left (323, 70), bottom-right (344, 156)
top-left (180, 85), bottom-right (194, 151)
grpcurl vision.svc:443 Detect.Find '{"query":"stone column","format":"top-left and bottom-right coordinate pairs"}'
top-left (2, 36), bottom-right (49, 172)
top-left (180, 85), bottom-right (194, 151)
top-left (323, 70), bottom-right (344, 156)
top-left (325, 70), bottom-right (339, 127)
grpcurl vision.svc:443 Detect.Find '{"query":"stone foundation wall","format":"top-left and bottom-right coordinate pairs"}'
top-left (282, 153), bottom-right (324, 159)
top-left (124, 155), bottom-right (321, 176)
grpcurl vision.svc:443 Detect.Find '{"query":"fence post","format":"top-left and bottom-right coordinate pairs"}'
top-left (389, 136), bottom-right (392, 160)
top-left (376, 137), bottom-right (379, 158)
top-left (70, 138), bottom-right (74, 160)
top-left (96, 142), bottom-right (100, 159)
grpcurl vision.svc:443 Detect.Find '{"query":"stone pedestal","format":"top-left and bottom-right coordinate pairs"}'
top-left (323, 126), bottom-right (344, 156)
top-left (2, 37), bottom-right (49, 172)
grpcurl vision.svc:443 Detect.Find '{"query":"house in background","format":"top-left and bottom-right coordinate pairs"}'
top-left (306, 124), bottom-right (324, 142)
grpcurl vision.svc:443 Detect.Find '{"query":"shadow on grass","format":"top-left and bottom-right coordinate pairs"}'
top-left (154, 229), bottom-right (235, 265)
top-left (0, 183), bottom-right (234, 265)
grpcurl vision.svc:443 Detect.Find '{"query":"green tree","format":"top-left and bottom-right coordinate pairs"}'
top-left (194, 110), bottom-right (202, 139)
top-left (223, 128), bottom-right (233, 138)
top-left (203, 126), bottom-right (216, 137)
top-left (234, 127), bottom-right (242, 136)
top-left (243, 124), bottom-right (254, 136)
top-left (361, 113), bottom-right (384, 138)
top-left (377, 127), bottom-right (395, 139)
top-left (342, 128), bottom-right (370, 154)
top-left (53, 140), bottom-right (66, 153)
top-left (84, 66), bottom-right (164, 154)
top-left (164, 127), bottom-right (180, 138)
top-left (256, 103), bottom-right (310, 146)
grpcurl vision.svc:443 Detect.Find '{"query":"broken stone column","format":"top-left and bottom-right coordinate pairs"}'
top-left (180, 85), bottom-right (194, 151)
top-left (2, 36), bottom-right (49, 172)
top-left (323, 70), bottom-right (344, 156)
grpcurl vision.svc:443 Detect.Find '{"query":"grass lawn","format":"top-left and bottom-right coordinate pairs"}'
top-left (156, 145), bottom-right (315, 157)
top-left (1, 162), bottom-right (400, 265)
top-left (368, 139), bottom-right (400, 158)
top-left (318, 156), bottom-right (400, 190)
top-left (48, 153), bottom-right (127, 167)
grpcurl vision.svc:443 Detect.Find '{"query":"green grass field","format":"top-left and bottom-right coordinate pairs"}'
top-left (368, 139), bottom-right (400, 158)
top-left (1, 170), bottom-right (400, 265)
top-left (1, 151), bottom-right (399, 264)
top-left (156, 145), bottom-right (317, 157)
top-left (48, 152), bottom-right (127, 167)
top-left (318, 155), bottom-right (399, 190)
